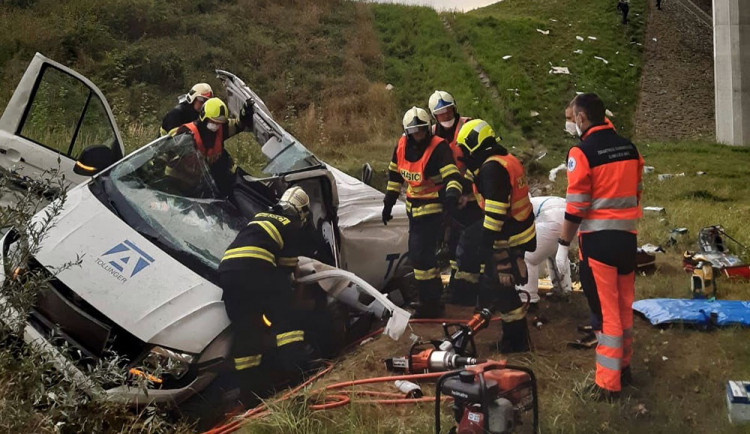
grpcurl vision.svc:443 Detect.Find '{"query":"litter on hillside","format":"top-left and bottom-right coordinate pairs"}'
top-left (657, 173), bottom-right (685, 181)
top-left (643, 165), bottom-right (655, 173)
top-left (588, 36), bottom-right (597, 40)
top-left (605, 109), bottom-right (614, 117)
top-left (576, 36), bottom-right (584, 41)
top-left (530, 110), bottom-right (540, 117)
top-left (641, 244), bottom-right (665, 254)
top-left (502, 55), bottom-right (513, 60)
top-left (594, 56), bottom-right (609, 64)
top-left (537, 29), bottom-right (550, 35)
top-left (573, 49), bottom-right (583, 54)
top-left (548, 163), bottom-right (566, 181)
top-left (653, 38), bottom-right (658, 42)
top-left (549, 66), bottom-right (570, 75)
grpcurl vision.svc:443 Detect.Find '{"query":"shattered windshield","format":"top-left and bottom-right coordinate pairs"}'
top-left (105, 136), bottom-right (246, 270)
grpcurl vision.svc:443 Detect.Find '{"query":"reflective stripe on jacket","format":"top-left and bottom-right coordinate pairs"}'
top-left (396, 135), bottom-right (444, 200)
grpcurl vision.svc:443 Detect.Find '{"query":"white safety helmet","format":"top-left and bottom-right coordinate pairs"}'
top-left (278, 186), bottom-right (311, 225)
top-left (428, 90), bottom-right (456, 115)
top-left (186, 83), bottom-right (213, 104)
top-left (402, 106), bottom-right (432, 135)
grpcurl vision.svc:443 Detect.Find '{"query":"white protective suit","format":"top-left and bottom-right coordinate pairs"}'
top-left (517, 196), bottom-right (572, 303)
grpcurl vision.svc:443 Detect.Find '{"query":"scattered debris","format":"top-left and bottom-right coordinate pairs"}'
top-left (548, 163), bottom-right (566, 182)
top-left (605, 109), bottom-right (614, 118)
top-left (694, 386), bottom-right (701, 394)
top-left (549, 66), bottom-right (570, 75)
top-left (550, 18), bottom-right (558, 22)
top-left (697, 171), bottom-right (706, 176)
top-left (576, 36), bottom-right (584, 41)
top-left (653, 38), bottom-right (658, 42)
top-left (385, 83), bottom-right (394, 91)
top-left (727, 381), bottom-right (750, 424)
top-left (506, 88), bottom-right (520, 96)
top-left (594, 56), bottom-right (609, 64)
top-left (502, 55), bottom-right (513, 60)
top-left (529, 110), bottom-right (540, 117)
top-left (573, 49), bottom-right (583, 54)
top-left (359, 337), bottom-right (375, 346)
top-left (535, 151), bottom-right (547, 161)
top-left (630, 63), bottom-right (635, 67)
top-left (634, 403), bottom-right (649, 417)
top-left (662, 356), bottom-right (669, 361)
top-left (641, 243), bottom-right (666, 254)
top-left (537, 28), bottom-right (550, 35)
top-left (394, 380), bottom-right (423, 398)
top-left (588, 36), bottom-right (597, 40)
top-left (616, 51), bottom-right (620, 55)
top-left (643, 165), bottom-right (655, 174)
top-left (644, 206), bottom-right (666, 213)
top-left (657, 173), bottom-right (685, 181)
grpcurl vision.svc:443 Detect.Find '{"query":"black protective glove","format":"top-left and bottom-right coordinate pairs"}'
top-left (444, 192), bottom-right (459, 218)
top-left (240, 98), bottom-right (255, 130)
top-left (382, 202), bottom-right (394, 225)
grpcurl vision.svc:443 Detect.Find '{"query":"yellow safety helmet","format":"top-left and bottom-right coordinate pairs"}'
top-left (187, 83), bottom-right (213, 104)
top-left (456, 119), bottom-right (498, 155)
top-left (428, 90), bottom-right (456, 115)
top-left (401, 106), bottom-right (432, 135)
top-left (199, 98), bottom-right (229, 124)
top-left (278, 186), bottom-right (311, 225)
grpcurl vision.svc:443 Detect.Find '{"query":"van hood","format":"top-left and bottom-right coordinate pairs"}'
top-left (33, 184), bottom-right (229, 354)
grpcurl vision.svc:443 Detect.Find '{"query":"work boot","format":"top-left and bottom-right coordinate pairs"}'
top-left (494, 318), bottom-right (531, 353)
top-left (566, 331), bottom-right (598, 350)
top-left (621, 366), bottom-right (632, 387)
top-left (411, 300), bottom-right (445, 319)
top-left (583, 383), bottom-right (620, 402)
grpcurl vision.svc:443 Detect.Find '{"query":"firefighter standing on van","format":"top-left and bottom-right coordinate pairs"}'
top-left (218, 186), bottom-right (315, 400)
top-left (455, 119), bottom-right (536, 353)
top-left (558, 93), bottom-right (643, 399)
top-left (382, 107), bottom-right (463, 318)
top-left (428, 90), bottom-right (483, 306)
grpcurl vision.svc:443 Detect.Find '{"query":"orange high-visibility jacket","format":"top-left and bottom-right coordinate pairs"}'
top-left (184, 122), bottom-right (223, 163)
top-left (396, 135), bottom-right (444, 200)
top-left (564, 124), bottom-right (644, 233)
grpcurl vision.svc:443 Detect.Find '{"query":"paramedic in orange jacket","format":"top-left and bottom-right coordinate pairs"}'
top-left (382, 107), bottom-right (463, 318)
top-left (558, 93), bottom-right (644, 398)
top-left (428, 90), bottom-right (482, 306)
top-left (455, 119), bottom-right (536, 353)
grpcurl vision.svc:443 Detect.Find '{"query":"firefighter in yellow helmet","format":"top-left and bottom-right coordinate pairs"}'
top-left (218, 186), bottom-right (317, 402)
top-left (382, 107), bottom-right (464, 318)
top-left (160, 83), bottom-right (213, 136)
top-left (428, 90), bottom-right (483, 306)
top-left (171, 97), bottom-right (254, 195)
top-left (455, 119), bottom-right (536, 353)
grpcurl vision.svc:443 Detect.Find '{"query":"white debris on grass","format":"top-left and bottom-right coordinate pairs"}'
top-left (643, 165), bottom-right (655, 173)
top-left (549, 66), bottom-right (570, 75)
top-left (502, 55), bottom-right (512, 60)
top-left (644, 206), bottom-right (666, 214)
top-left (506, 88), bottom-right (520, 96)
top-left (653, 38), bottom-right (658, 42)
top-left (548, 163), bottom-right (566, 182)
top-left (588, 36), bottom-right (597, 40)
top-left (576, 36), bottom-right (584, 41)
top-left (594, 56), bottom-right (609, 64)
top-left (385, 83), bottom-right (394, 91)
top-left (573, 49), bottom-right (583, 54)
top-left (537, 29), bottom-right (550, 35)
top-left (529, 110), bottom-right (540, 117)
top-left (550, 18), bottom-right (558, 22)
top-left (605, 109), bottom-right (614, 117)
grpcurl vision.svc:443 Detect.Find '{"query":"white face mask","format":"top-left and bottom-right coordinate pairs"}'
top-left (565, 121), bottom-right (578, 137)
top-left (574, 113), bottom-right (583, 136)
top-left (206, 122), bottom-right (221, 132)
top-left (440, 118), bottom-right (456, 129)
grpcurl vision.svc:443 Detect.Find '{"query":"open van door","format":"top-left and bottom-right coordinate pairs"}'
top-left (0, 53), bottom-right (124, 192)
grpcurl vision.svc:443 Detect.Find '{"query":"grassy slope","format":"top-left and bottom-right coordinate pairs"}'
top-left (452, 0), bottom-right (646, 164)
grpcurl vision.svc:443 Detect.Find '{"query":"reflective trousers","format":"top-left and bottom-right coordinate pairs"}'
top-left (579, 230), bottom-right (637, 392)
top-left (409, 213), bottom-right (444, 303)
top-left (446, 201), bottom-right (483, 274)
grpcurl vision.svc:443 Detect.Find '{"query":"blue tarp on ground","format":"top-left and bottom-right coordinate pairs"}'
top-left (633, 298), bottom-right (750, 326)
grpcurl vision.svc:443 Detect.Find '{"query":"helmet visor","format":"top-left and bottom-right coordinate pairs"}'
top-left (404, 125), bottom-right (427, 135)
top-left (432, 105), bottom-right (452, 115)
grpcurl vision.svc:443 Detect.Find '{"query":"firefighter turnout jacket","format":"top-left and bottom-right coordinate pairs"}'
top-left (473, 153), bottom-right (535, 250)
top-left (385, 135), bottom-right (463, 218)
top-left (218, 212), bottom-right (305, 374)
top-left (173, 120), bottom-right (242, 195)
top-left (160, 102), bottom-right (199, 136)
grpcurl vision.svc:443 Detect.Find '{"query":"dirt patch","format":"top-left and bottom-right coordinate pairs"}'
top-left (634, 0), bottom-right (715, 142)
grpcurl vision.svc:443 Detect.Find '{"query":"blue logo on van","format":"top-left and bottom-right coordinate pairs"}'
top-left (100, 240), bottom-right (155, 278)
